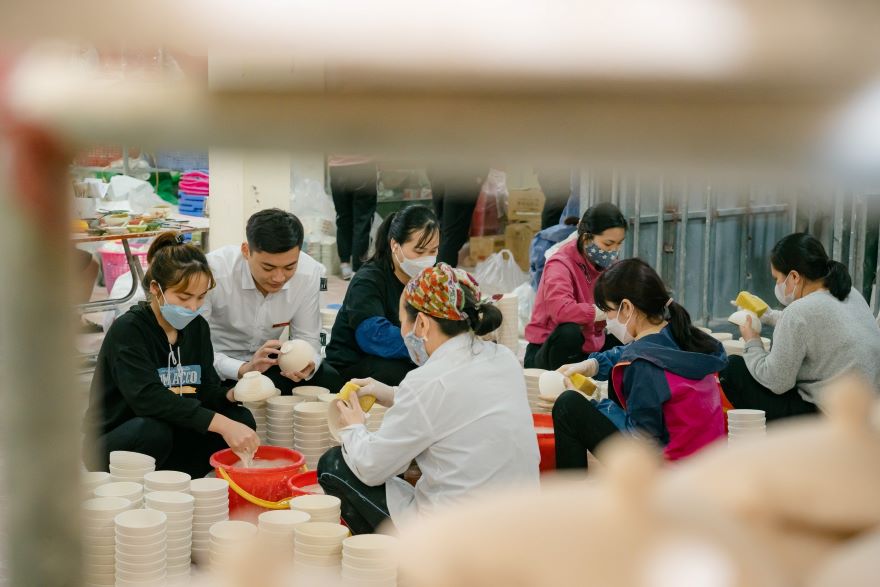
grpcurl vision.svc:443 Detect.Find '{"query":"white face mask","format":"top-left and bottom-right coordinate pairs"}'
top-left (395, 244), bottom-right (436, 278)
top-left (774, 273), bottom-right (797, 306)
top-left (605, 302), bottom-right (634, 344)
top-left (402, 318), bottom-right (430, 366)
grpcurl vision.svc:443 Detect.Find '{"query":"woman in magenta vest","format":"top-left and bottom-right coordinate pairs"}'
top-left (524, 203), bottom-right (627, 370)
top-left (552, 259), bottom-right (727, 469)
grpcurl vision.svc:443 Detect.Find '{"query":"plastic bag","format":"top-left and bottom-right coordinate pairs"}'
top-left (474, 249), bottom-right (529, 297)
top-left (469, 169), bottom-right (508, 237)
top-left (367, 212), bottom-right (383, 258)
top-left (513, 281), bottom-right (536, 337)
top-left (291, 177), bottom-right (336, 241)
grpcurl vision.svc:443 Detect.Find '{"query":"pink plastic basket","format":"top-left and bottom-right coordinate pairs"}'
top-left (100, 247), bottom-right (148, 293)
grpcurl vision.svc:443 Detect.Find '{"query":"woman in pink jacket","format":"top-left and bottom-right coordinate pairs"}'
top-left (524, 203), bottom-right (627, 370)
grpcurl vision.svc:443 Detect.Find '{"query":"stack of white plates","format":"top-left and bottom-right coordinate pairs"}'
top-left (293, 402), bottom-right (332, 469)
top-left (481, 293), bottom-right (519, 354)
top-left (208, 520), bottom-right (258, 570)
top-left (143, 471), bottom-right (191, 494)
top-left (294, 522), bottom-right (349, 572)
top-left (294, 386), bottom-right (330, 401)
top-left (257, 509), bottom-right (312, 562)
top-left (82, 497), bottom-right (133, 587)
top-left (82, 471), bottom-right (112, 499)
top-left (727, 409), bottom-right (767, 445)
top-left (114, 509), bottom-right (167, 587)
top-left (342, 534), bottom-right (399, 587)
top-left (267, 396), bottom-right (305, 448)
top-left (109, 451), bottom-right (156, 484)
top-left (321, 308), bottom-right (339, 331)
top-left (289, 495), bottom-right (341, 524)
top-left (523, 368), bottom-right (546, 413)
top-left (190, 478), bottom-right (229, 564)
top-left (95, 482), bottom-right (144, 509)
top-left (144, 491), bottom-right (194, 582)
top-left (243, 400), bottom-right (270, 444)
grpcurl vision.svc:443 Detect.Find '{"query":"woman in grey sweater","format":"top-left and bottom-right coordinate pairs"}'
top-left (719, 233), bottom-right (880, 420)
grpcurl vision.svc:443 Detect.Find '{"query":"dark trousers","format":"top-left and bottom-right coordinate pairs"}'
top-left (429, 172), bottom-right (481, 267)
top-left (536, 168), bottom-right (572, 230)
top-left (330, 163), bottom-right (378, 270)
top-left (719, 355), bottom-right (818, 421)
top-left (85, 404), bottom-right (256, 478)
top-left (318, 447), bottom-right (392, 535)
top-left (524, 323), bottom-right (586, 371)
top-left (260, 363), bottom-right (346, 396)
top-left (337, 355), bottom-right (415, 387)
top-left (552, 390), bottom-right (620, 470)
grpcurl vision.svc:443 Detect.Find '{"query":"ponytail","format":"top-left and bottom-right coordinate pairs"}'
top-left (825, 260), bottom-right (852, 301)
top-left (142, 231), bottom-right (215, 297)
top-left (666, 301), bottom-right (719, 354)
top-left (771, 233), bottom-right (852, 302)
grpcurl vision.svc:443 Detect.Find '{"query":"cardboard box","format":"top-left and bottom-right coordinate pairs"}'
top-left (507, 189), bottom-right (545, 226)
top-left (468, 235), bottom-right (505, 264)
top-left (505, 222), bottom-right (536, 272)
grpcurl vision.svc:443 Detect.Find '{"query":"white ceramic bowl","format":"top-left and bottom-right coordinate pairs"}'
top-left (726, 409), bottom-right (766, 420)
top-left (344, 552), bottom-right (398, 569)
top-left (342, 564), bottom-right (397, 580)
top-left (209, 520), bottom-right (258, 543)
top-left (293, 385), bottom-right (330, 399)
top-left (294, 402), bottom-right (329, 416)
top-left (83, 496), bottom-right (133, 515)
top-left (115, 540), bottom-right (165, 556)
top-left (115, 550), bottom-right (166, 566)
top-left (144, 491), bottom-right (194, 511)
top-left (343, 533), bottom-right (398, 556)
top-left (109, 451), bottom-right (156, 467)
top-left (279, 340), bottom-right (315, 373)
top-left (234, 372), bottom-right (277, 402)
top-left (295, 540), bottom-right (343, 555)
top-left (95, 482), bottom-right (143, 501)
top-left (193, 492), bottom-right (229, 505)
top-left (267, 396), bottom-right (306, 409)
top-left (115, 509), bottom-right (167, 535)
top-left (189, 478), bottom-right (229, 496)
top-left (295, 439), bottom-right (330, 450)
top-left (258, 509), bottom-right (311, 531)
top-left (294, 521), bottom-right (348, 544)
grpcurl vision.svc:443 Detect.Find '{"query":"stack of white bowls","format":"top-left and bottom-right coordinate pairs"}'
top-left (294, 386), bottom-right (330, 401)
top-left (82, 497), bottom-right (133, 587)
top-left (482, 293), bottom-right (518, 354)
top-left (293, 402), bottom-right (332, 469)
top-left (243, 400), bottom-right (269, 444)
top-left (95, 481), bottom-right (144, 509)
top-left (294, 522), bottom-right (349, 573)
top-left (114, 509), bottom-right (167, 587)
top-left (321, 308), bottom-right (338, 332)
top-left (208, 520), bottom-right (258, 570)
top-left (290, 495), bottom-right (341, 523)
top-left (727, 409), bottom-right (767, 445)
top-left (267, 396), bottom-right (305, 449)
top-left (523, 368), bottom-right (545, 413)
top-left (109, 451), bottom-right (156, 484)
top-left (257, 509), bottom-right (312, 562)
top-left (190, 478), bottom-right (229, 564)
top-left (82, 471), bottom-right (112, 499)
top-left (143, 471), bottom-right (191, 495)
top-left (144, 491), bottom-right (194, 582)
top-left (722, 339), bottom-right (746, 357)
top-left (342, 534), bottom-right (400, 587)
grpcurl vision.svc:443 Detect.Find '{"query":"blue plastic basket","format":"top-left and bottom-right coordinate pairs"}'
top-left (178, 193), bottom-right (208, 217)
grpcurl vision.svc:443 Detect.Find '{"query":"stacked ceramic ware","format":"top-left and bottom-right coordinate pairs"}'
top-left (95, 481), bottom-right (144, 509)
top-left (267, 396), bottom-right (305, 449)
top-left (143, 471), bottom-right (191, 495)
top-left (82, 471), bottom-right (112, 499)
top-left (144, 491), bottom-right (194, 583)
top-left (321, 307), bottom-right (338, 332)
top-left (293, 401), bottom-right (332, 469)
top-left (727, 409), bottom-right (767, 445)
top-left (290, 495), bottom-right (341, 523)
top-left (722, 339), bottom-right (745, 357)
top-left (294, 522), bottom-right (349, 574)
top-left (523, 368), bottom-right (546, 413)
top-left (294, 386), bottom-right (330, 401)
top-left (257, 509), bottom-right (312, 563)
top-left (114, 509), bottom-right (167, 587)
top-left (243, 400), bottom-right (269, 444)
top-left (190, 478), bottom-right (230, 564)
top-left (482, 293), bottom-right (518, 354)
top-left (342, 534), bottom-right (400, 587)
top-left (109, 451), bottom-right (156, 484)
top-left (83, 497), bottom-right (133, 587)
top-left (208, 520), bottom-right (258, 570)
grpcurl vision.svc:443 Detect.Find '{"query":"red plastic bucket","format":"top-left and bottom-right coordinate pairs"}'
top-left (209, 446), bottom-right (306, 521)
top-left (287, 470), bottom-right (322, 497)
top-left (533, 413), bottom-right (556, 472)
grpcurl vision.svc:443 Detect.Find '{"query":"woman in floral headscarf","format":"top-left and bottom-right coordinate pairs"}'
top-left (317, 263), bottom-right (541, 534)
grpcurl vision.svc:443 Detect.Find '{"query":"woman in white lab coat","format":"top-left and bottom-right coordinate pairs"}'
top-left (317, 263), bottom-right (541, 534)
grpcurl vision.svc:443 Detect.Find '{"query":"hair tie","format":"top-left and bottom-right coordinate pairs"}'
top-left (176, 234), bottom-right (186, 244)
top-left (665, 298), bottom-right (674, 308)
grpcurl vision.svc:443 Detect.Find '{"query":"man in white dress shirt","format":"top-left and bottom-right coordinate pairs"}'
top-left (202, 209), bottom-right (344, 394)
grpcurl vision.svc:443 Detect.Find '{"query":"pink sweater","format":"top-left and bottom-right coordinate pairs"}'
top-left (525, 240), bottom-right (606, 354)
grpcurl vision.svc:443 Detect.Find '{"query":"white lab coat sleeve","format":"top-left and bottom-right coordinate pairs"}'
top-left (290, 270), bottom-right (324, 376)
top-left (339, 379), bottom-right (439, 486)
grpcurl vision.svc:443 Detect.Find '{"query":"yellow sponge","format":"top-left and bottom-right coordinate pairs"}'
top-left (734, 291), bottom-right (768, 317)
top-left (569, 373), bottom-right (598, 396)
top-left (337, 381), bottom-right (376, 412)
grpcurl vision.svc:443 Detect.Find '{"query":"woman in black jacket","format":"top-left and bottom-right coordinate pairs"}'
top-left (83, 232), bottom-right (259, 477)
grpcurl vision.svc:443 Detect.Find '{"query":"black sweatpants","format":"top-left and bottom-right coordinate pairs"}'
top-left (552, 390), bottom-right (620, 470)
top-left (86, 403), bottom-right (256, 478)
top-left (330, 163), bottom-right (378, 271)
top-left (719, 355), bottom-right (818, 421)
top-left (317, 447), bottom-right (392, 535)
top-left (524, 323), bottom-right (586, 371)
top-left (428, 172), bottom-right (481, 267)
top-left (337, 355), bottom-right (415, 387)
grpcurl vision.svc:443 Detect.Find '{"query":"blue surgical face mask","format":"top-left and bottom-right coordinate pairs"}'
top-left (584, 240), bottom-right (619, 269)
top-left (402, 320), bottom-right (429, 366)
top-left (157, 284), bottom-right (204, 330)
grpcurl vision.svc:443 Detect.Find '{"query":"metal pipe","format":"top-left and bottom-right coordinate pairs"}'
top-left (789, 189), bottom-right (798, 233)
top-left (625, 203), bottom-right (787, 225)
top-left (676, 179), bottom-right (689, 305)
top-left (75, 242), bottom-right (142, 313)
top-left (852, 194), bottom-right (867, 294)
top-left (611, 169), bottom-right (619, 207)
top-left (702, 182), bottom-right (714, 326)
top-left (874, 214), bottom-right (880, 314)
top-left (656, 177), bottom-right (665, 275)
top-left (633, 174), bottom-right (641, 257)
top-left (739, 187), bottom-right (753, 293)
top-left (832, 190), bottom-right (845, 261)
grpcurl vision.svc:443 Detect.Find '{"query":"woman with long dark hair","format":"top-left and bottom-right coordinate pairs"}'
top-left (720, 233), bottom-right (880, 420)
top-left (552, 258), bottom-right (727, 470)
top-left (325, 205), bottom-right (440, 385)
top-left (524, 202), bottom-right (627, 371)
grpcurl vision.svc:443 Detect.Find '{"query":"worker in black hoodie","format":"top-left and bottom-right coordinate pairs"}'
top-left (83, 232), bottom-right (259, 477)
